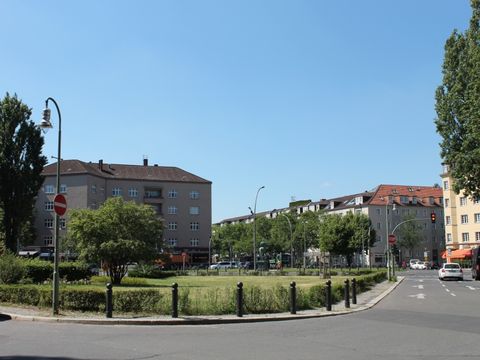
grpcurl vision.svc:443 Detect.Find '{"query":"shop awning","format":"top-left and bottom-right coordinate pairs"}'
top-left (441, 249), bottom-right (472, 259)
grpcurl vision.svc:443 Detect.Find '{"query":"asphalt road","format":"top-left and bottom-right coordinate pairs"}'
top-left (1, 270), bottom-right (480, 360)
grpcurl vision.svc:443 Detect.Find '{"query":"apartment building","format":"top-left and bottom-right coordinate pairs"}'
top-left (34, 159), bottom-right (212, 263)
top-left (441, 165), bottom-right (480, 255)
top-left (217, 184), bottom-right (444, 266)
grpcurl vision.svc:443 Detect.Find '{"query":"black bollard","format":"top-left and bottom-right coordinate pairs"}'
top-left (344, 279), bottom-right (350, 308)
top-left (326, 280), bottom-right (332, 311)
top-left (236, 282), bottom-right (244, 317)
top-left (106, 283), bottom-right (113, 318)
top-left (351, 278), bottom-right (357, 305)
top-left (290, 281), bottom-right (297, 314)
top-left (172, 283), bottom-right (178, 318)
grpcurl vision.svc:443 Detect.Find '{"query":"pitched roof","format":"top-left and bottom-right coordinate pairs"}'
top-left (42, 159), bottom-right (211, 184)
top-left (367, 184), bottom-right (443, 207)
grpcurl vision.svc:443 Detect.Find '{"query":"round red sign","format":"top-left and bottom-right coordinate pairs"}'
top-left (53, 194), bottom-right (67, 216)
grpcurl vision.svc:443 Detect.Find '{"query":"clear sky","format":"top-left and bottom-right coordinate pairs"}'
top-left (0, 0), bottom-right (473, 223)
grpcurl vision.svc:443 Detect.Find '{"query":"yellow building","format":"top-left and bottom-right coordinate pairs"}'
top-left (441, 165), bottom-right (480, 260)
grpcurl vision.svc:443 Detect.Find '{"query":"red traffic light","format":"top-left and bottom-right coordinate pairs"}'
top-left (431, 212), bottom-right (436, 223)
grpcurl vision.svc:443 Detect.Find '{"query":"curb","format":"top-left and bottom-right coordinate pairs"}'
top-left (0, 278), bottom-right (404, 326)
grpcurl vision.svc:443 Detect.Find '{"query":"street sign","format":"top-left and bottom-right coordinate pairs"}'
top-left (388, 234), bottom-right (396, 245)
top-left (53, 194), bottom-right (67, 216)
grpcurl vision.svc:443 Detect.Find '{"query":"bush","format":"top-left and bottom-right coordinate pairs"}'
top-left (128, 264), bottom-right (176, 279)
top-left (0, 254), bottom-right (26, 284)
top-left (22, 259), bottom-right (92, 283)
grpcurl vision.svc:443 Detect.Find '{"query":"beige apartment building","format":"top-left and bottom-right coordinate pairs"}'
top-left (33, 159), bottom-right (212, 263)
top-left (441, 165), bottom-right (480, 256)
top-left (218, 184), bottom-right (444, 266)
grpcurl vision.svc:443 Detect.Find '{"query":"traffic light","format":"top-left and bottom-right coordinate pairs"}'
top-left (431, 212), bottom-right (436, 223)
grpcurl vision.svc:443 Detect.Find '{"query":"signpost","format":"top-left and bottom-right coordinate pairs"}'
top-left (53, 194), bottom-right (67, 216)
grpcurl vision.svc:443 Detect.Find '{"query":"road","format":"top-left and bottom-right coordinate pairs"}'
top-left (1, 270), bottom-right (480, 360)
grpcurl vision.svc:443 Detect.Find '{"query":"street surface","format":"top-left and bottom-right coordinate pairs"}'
top-left (1, 270), bottom-right (480, 360)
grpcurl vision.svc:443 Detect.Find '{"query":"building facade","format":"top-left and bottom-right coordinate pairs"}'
top-left (441, 165), bottom-right (480, 254)
top-left (34, 159), bottom-right (212, 263)
top-left (217, 184), bottom-right (444, 266)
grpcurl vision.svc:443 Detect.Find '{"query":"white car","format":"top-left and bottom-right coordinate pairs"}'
top-left (409, 259), bottom-right (420, 269)
top-left (415, 262), bottom-right (427, 270)
top-left (438, 262), bottom-right (464, 281)
top-left (209, 261), bottom-right (234, 270)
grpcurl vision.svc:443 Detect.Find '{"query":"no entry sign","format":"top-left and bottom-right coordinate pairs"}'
top-left (54, 194), bottom-right (67, 216)
top-left (388, 234), bottom-right (396, 245)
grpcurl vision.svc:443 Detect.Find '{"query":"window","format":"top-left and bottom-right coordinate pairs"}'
top-left (377, 222), bottom-right (381, 230)
top-left (376, 208), bottom-right (381, 215)
top-left (443, 180), bottom-right (449, 190)
top-left (190, 238), bottom-right (199, 247)
top-left (167, 238), bottom-right (177, 247)
top-left (412, 197), bottom-right (418, 204)
top-left (60, 184), bottom-right (67, 194)
top-left (474, 197), bottom-right (480, 205)
top-left (401, 196), bottom-right (409, 204)
top-left (446, 216), bottom-right (451, 225)
top-left (429, 197), bottom-right (435, 205)
top-left (476, 232), bottom-right (480, 242)
top-left (112, 187), bottom-right (122, 197)
top-left (190, 222), bottom-right (199, 231)
top-left (60, 218), bottom-right (66, 229)
top-left (190, 191), bottom-right (200, 200)
top-left (460, 197), bottom-right (467, 206)
top-left (475, 213), bottom-right (480, 223)
top-left (445, 198), bottom-right (450, 208)
top-left (189, 207), bottom-right (200, 215)
top-left (44, 236), bottom-right (53, 246)
top-left (168, 222), bottom-right (177, 231)
top-left (45, 201), bottom-right (54, 211)
top-left (462, 233), bottom-right (470, 242)
top-left (44, 218), bottom-right (53, 228)
top-left (128, 187), bottom-right (138, 198)
top-left (45, 185), bottom-right (54, 194)
top-left (168, 206), bottom-right (177, 215)
top-left (91, 185), bottom-right (97, 194)
top-left (461, 215), bottom-right (469, 224)
top-left (168, 189), bottom-right (178, 198)
top-left (447, 233), bottom-right (452, 242)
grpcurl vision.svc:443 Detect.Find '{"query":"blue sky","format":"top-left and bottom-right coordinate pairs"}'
top-left (0, 1), bottom-right (472, 223)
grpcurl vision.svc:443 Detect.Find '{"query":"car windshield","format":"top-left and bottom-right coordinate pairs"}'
top-left (445, 264), bottom-right (460, 269)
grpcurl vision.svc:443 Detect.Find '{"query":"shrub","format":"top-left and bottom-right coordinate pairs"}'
top-left (0, 254), bottom-right (26, 284)
top-left (128, 264), bottom-right (176, 279)
top-left (22, 260), bottom-right (92, 283)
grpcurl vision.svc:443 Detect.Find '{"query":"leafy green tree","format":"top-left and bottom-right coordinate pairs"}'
top-left (435, 0), bottom-right (480, 198)
top-left (396, 215), bottom-right (423, 258)
top-left (67, 197), bottom-right (163, 284)
top-left (0, 93), bottom-right (47, 252)
top-left (270, 213), bottom-right (297, 254)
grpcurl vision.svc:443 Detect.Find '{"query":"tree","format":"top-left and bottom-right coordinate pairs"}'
top-left (0, 93), bottom-right (47, 252)
top-left (67, 197), bottom-right (163, 284)
top-left (396, 215), bottom-right (423, 258)
top-left (435, 0), bottom-right (480, 198)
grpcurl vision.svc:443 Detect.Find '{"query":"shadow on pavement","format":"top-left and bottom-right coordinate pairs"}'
top-left (0, 358), bottom-right (78, 360)
top-left (0, 314), bottom-right (11, 321)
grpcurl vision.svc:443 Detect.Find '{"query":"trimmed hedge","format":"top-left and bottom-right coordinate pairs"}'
top-left (21, 259), bottom-right (92, 283)
top-left (0, 271), bottom-right (387, 315)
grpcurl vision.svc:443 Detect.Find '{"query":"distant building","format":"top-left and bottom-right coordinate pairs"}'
top-left (216, 184), bottom-right (444, 266)
top-left (441, 165), bottom-right (480, 258)
top-left (33, 159), bottom-right (212, 263)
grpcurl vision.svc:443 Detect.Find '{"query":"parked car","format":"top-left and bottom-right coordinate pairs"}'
top-left (409, 259), bottom-right (420, 269)
top-left (438, 262), bottom-right (464, 281)
top-left (209, 261), bottom-right (235, 270)
top-left (472, 247), bottom-right (480, 280)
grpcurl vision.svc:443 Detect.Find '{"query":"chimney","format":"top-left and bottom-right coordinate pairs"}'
top-left (143, 158), bottom-right (148, 166)
top-left (99, 159), bottom-right (103, 171)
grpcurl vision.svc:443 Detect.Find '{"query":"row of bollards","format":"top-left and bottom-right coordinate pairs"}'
top-left (105, 278), bottom-right (359, 318)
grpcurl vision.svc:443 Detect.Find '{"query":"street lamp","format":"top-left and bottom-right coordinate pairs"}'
top-left (251, 186), bottom-right (265, 271)
top-left (39, 97), bottom-right (62, 315)
top-left (280, 213), bottom-right (293, 268)
top-left (382, 196), bottom-right (396, 281)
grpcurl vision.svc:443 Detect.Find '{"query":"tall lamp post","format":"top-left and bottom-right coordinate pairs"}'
top-left (251, 186), bottom-right (265, 271)
top-left (383, 196), bottom-right (396, 281)
top-left (280, 213), bottom-right (293, 268)
top-left (39, 97), bottom-right (62, 315)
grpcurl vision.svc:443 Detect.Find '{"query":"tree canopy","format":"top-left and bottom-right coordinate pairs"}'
top-left (67, 197), bottom-right (163, 284)
top-left (0, 93), bottom-right (47, 252)
top-left (435, 0), bottom-right (480, 198)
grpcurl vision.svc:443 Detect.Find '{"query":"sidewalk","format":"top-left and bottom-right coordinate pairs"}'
top-left (0, 277), bottom-right (404, 326)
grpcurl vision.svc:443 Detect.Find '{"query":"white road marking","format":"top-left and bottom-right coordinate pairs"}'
top-left (408, 293), bottom-right (425, 300)
top-left (466, 286), bottom-right (476, 291)
top-left (445, 289), bottom-right (450, 293)
top-left (451, 293), bottom-right (457, 297)
top-left (412, 285), bottom-right (424, 289)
